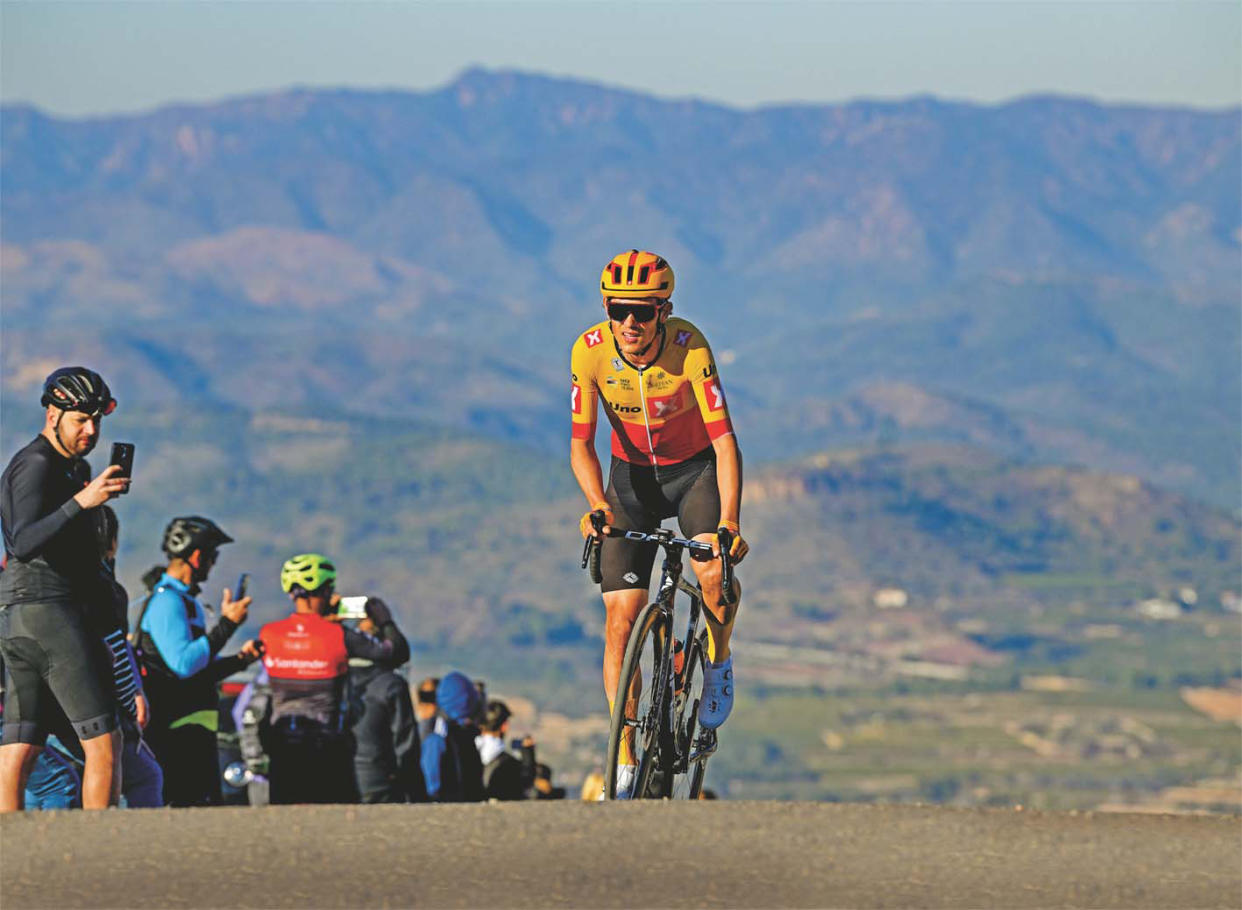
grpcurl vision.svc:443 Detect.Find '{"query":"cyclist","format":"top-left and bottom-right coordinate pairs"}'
top-left (135, 515), bottom-right (260, 806)
top-left (570, 250), bottom-right (749, 798)
top-left (257, 554), bottom-right (409, 804)
top-left (0, 367), bottom-right (131, 811)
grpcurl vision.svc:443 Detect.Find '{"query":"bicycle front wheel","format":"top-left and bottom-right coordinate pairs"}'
top-left (604, 602), bottom-right (671, 800)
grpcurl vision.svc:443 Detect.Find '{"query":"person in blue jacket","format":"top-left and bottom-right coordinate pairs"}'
top-left (420, 671), bottom-right (485, 802)
top-left (135, 516), bottom-right (260, 806)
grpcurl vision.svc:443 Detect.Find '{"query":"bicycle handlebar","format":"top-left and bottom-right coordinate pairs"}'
top-left (581, 513), bottom-right (736, 606)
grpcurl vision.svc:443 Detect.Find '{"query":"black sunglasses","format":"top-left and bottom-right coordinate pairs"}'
top-left (607, 302), bottom-right (659, 324)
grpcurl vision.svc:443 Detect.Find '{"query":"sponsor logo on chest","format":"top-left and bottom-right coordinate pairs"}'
top-left (647, 394), bottom-right (681, 419)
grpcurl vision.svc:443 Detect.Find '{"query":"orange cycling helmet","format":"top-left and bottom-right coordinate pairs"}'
top-left (600, 250), bottom-right (674, 300)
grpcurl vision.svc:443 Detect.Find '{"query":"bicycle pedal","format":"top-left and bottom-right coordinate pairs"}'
top-left (691, 729), bottom-right (718, 761)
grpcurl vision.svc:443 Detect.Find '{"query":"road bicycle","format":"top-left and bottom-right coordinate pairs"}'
top-left (582, 518), bottom-right (736, 799)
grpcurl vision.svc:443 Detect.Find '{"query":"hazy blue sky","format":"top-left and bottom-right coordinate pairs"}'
top-left (2, 1), bottom-right (1239, 117)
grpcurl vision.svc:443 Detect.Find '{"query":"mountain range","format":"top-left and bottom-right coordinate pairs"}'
top-left (2, 70), bottom-right (1238, 495)
top-left (2, 69), bottom-right (1238, 508)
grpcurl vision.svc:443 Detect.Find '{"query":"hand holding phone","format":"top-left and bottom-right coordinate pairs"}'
top-left (109, 443), bottom-right (135, 495)
top-left (336, 596), bottom-right (368, 620)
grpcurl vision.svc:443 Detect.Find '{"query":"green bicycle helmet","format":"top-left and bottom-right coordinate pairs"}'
top-left (280, 553), bottom-right (337, 596)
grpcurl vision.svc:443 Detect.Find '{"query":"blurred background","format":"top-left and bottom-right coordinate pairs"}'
top-left (2, 0), bottom-right (1239, 809)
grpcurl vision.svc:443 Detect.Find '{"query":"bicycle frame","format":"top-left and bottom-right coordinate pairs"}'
top-left (593, 526), bottom-right (730, 798)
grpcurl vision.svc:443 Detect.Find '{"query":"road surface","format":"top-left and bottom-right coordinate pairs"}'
top-left (3, 801), bottom-right (1240, 908)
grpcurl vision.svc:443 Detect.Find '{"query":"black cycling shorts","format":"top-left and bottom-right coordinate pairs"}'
top-left (0, 601), bottom-right (118, 745)
top-left (601, 449), bottom-right (720, 594)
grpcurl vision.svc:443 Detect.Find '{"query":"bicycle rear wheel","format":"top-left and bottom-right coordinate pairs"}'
top-left (670, 629), bottom-right (712, 799)
top-left (604, 602), bottom-right (671, 800)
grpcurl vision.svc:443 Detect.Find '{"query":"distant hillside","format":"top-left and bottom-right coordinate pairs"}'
top-left (1, 70), bottom-right (1239, 506)
top-left (6, 407), bottom-right (1229, 658)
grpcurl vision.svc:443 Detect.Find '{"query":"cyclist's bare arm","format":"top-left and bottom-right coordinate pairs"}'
top-left (710, 433), bottom-right (743, 530)
top-left (571, 437), bottom-right (615, 541)
top-left (570, 437), bottom-right (607, 508)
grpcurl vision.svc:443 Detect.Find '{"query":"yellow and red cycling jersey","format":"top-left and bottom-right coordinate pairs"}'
top-left (570, 317), bottom-right (734, 467)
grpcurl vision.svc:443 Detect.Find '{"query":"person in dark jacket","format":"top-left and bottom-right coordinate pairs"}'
top-left (421, 671), bottom-right (484, 802)
top-left (88, 505), bottom-right (163, 807)
top-left (136, 516), bottom-right (261, 806)
top-left (348, 612), bottom-right (425, 803)
top-left (476, 699), bottom-right (533, 801)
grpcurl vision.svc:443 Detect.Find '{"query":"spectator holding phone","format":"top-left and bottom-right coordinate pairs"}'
top-left (344, 604), bottom-right (426, 803)
top-left (0, 367), bottom-right (130, 811)
top-left (256, 554), bottom-right (409, 804)
top-left (135, 516), bottom-right (261, 806)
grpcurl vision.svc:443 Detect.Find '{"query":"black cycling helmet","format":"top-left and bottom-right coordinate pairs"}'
top-left (40, 367), bottom-right (116, 416)
top-left (482, 699), bottom-right (512, 732)
top-left (162, 516), bottom-right (233, 560)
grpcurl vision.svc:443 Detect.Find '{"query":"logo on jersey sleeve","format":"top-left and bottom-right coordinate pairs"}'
top-left (674, 329), bottom-right (693, 347)
top-left (703, 378), bottom-right (727, 412)
top-left (584, 329), bottom-right (603, 348)
top-left (571, 384), bottom-right (583, 414)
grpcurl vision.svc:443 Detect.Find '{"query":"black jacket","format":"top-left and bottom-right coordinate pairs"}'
top-left (348, 662), bottom-right (426, 803)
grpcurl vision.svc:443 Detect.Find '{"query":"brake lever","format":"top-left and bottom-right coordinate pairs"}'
top-left (582, 510), bottom-right (606, 585)
top-left (717, 528), bottom-right (737, 607)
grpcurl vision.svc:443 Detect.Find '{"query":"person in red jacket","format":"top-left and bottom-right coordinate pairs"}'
top-left (258, 553), bottom-right (408, 804)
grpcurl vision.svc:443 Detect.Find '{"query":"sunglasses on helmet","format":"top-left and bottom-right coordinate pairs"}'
top-left (607, 302), bottom-right (660, 324)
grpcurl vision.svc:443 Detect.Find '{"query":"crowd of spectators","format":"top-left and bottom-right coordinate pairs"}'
top-left (0, 366), bottom-right (566, 811)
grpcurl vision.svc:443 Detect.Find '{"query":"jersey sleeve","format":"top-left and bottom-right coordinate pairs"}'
top-left (569, 334), bottom-right (599, 442)
top-left (684, 334), bottom-right (735, 442)
top-left (3, 451), bottom-right (83, 560)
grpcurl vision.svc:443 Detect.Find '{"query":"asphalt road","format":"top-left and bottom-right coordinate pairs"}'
top-left (3, 802), bottom-right (1240, 909)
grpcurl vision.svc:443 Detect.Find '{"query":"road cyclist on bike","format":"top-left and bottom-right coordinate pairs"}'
top-left (570, 250), bottom-right (749, 798)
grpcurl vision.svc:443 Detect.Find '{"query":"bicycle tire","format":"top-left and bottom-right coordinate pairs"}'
top-left (670, 629), bottom-right (710, 799)
top-left (604, 602), bottom-right (671, 800)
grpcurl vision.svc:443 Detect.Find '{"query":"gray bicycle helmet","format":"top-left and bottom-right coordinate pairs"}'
top-left (162, 516), bottom-right (233, 560)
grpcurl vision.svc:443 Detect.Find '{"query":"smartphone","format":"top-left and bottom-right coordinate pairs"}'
top-left (233, 573), bottom-right (249, 601)
top-left (109, 442), bottom-right (134, 493)
top-left (336, 596), bottom-right (368, 620)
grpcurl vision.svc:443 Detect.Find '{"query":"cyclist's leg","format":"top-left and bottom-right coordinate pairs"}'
top-left (0, 610), bottom-right (53, 811)
top-left (29, 601), bottom-right (121, 808)
top-left (675, 459), bottom-right (742, 663)
top-left (600, 459), bottom-right (661, 765)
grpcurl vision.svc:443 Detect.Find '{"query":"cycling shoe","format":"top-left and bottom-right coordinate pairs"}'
top-left (698, 655), bottom-right (734, 730)
top-left (613, 763), bottom-right (637, 800)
